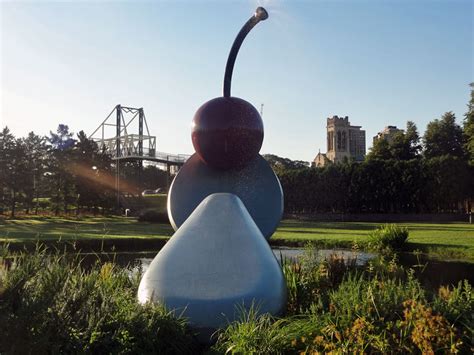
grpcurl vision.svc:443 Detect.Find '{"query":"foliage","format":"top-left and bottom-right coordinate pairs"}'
top-left (433, 280), bottom-right (473, 343)
top-left (275, 85), bottom-right (474, 215)
top-left (277, 155), bottom-right (473, 214)
top-left (0, 125), bottom-right (170, 217)
top-left (263, 154), bottom-right (309, 174)
top-left (21, 132), bottom-right (48, 214)
top-left (72, 130), bottom-right (114, 212)
top-left (2, 84), bottom-right (474, 217)
top-left (2, 83), bottom-right (474, 217)
top-left (423, 111), bottom-right (465, 159)
top-left (0, 245), bottom-right (198, 354)
top-left (0, 244), bottom-right (473, 353)
top-left (424, 154), bottom-right (471, 212)
top-left (368, 224), bottom-right (409, 251)
top-left (214, 250), bottom-right (473, 354)
top-left (46, 124), bottom-right (77, 215)
top-left (464, 83), bottom-right (474, 165)
top-left (368, 121), bottom-right (421, 161)
top-left (0, 127), bottom-right (29, 217)
top-left (213, 306), bottom-right (290, 354)
top-left (282, 246), bottom-right (358, 315)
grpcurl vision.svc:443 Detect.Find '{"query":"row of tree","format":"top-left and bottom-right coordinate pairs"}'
top-left (2, 84), bottom-right (473, 217)
top-left (0, 125), bottom-right (168, 217)
top-left (274, 156), bottom-right (472, 213)
top-left (266, 83), bottom-right (474, 214)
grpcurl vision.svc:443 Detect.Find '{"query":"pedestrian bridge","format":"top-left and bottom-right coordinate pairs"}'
top-left (90, 105), bottom-right (190, 166)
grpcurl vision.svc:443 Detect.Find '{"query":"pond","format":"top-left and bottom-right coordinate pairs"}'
top-left (78, 247), bottom-right (474, 290)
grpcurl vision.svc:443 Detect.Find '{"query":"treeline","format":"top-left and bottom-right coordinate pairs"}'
top-left (0, 125), bottom-right (168, 217)
top-left (2, 85), bottom-right (473, 217)
top-left (266, 84), bottom-right (474, 214)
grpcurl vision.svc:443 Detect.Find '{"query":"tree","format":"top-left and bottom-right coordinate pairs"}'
top-left (0, 127), bottom-right (15, 212)
top-left (367, 138), bottom-right (392, 161)
top-left (72, 131), bottom-right (101, 212)
top-left (47, 124), bottom-right (77, 215)
top-left (425, 155), bottom-right (469, 212)
top-left (368, 121), bottom-right (421, 161)
top-left (142, 165), bottom-right (168, 191)
top-left (423, 112), bottom-right (464, 159)
top-left (72, 131), bottom-right (114, 213)
top-left (22, 132), bottom-right (48, 214)
top-left (0, 128), bottom-right (29, 217)
top-left (463, 83), bottom-right (474, 165)
top-left (263, 154), bottom-right (309, 175)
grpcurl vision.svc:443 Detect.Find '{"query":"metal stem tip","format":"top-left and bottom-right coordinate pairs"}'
top-left (255, 7), bottom-right (269, 21)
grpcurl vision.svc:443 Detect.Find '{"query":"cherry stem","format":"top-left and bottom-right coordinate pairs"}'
top-left (223, 7), bottom-right (268, 98)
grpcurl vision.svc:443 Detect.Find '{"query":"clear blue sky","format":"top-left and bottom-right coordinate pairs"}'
top-left (1, 0), bottom-right (473, 162)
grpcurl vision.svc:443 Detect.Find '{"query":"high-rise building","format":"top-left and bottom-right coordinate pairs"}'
top-left (373, 126), bottom-right (404, 145)
top-left (313, 115), bottom-right (366, 167)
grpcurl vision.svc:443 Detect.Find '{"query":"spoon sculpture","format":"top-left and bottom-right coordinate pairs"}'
top-left (138, 7), bottom-right (286, 342)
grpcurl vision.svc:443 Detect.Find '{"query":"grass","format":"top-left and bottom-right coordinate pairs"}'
top-left (2, 245), bottom-right (472, 353)
top-left (215, 251), bottom-right (474, 353)
top-left (0, 245), bottom-right (198, 353)
top-left (0, 216), bottom-right (174, 242)
top-left (1, 216), bottom-right (473, 261)
top-left (273, 220), bottom-right (474, 261)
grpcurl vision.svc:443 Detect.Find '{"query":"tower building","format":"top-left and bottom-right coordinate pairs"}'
top-left (313, 115), bottom-right (366, 167)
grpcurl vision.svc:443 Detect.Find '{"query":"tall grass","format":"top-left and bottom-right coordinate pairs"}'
top-left (1, 244), bottom-right (472, 354)
top-left (213, 305), bottom-right (290, 354)
top-left (215, 249), bottom-right (473, 354)
top-left (0, 244), bottom-right (198, 354)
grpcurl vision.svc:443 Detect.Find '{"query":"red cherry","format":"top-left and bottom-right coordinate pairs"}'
top-left (191, 97), bottom-right (263, 170)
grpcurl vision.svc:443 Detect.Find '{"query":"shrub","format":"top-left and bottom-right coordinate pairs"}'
top-left (2, 244), bottom-right (472, 354)
top-left (215, 251), bottom-right (470, 354)
top-left (137, 209), bottom-right (170, 224)
top-left (398, 299), bottom-right (461, 353)
top-left (432, 280), bottom-right (473, 349)
top-left (281, 247), bottom-right (358, 315)
top-left (368, 224), bottom-right (409, 251)
top-left (0, 246), bottom-right (197, 354)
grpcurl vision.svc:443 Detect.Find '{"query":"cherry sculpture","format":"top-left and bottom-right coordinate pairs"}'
top-left (191, 7), bottom-right (268, 170)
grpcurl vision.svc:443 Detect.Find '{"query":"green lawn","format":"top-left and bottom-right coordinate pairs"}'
top-left (273, 220), bottom-right (474, 261)
top-left (1, 216), bottom-right (473, 261)
top-left (0, 216), bottom-right (174, 241)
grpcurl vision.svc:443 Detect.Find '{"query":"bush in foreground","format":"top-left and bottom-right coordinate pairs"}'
top-left (1, 245), bottom-right (472, 354)
top-left (214, 253), bottom-right (473, 354)
top-left (0, 246), bottom-right (197, 354)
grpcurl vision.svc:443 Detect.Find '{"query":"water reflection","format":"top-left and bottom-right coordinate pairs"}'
top-left (75, 247), bottom-right (474, 290)
top-left (129, 248), bottom-right (374, 275)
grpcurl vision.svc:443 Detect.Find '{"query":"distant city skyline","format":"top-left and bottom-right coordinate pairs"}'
top-left (1, 0), bottom-right (473, 162)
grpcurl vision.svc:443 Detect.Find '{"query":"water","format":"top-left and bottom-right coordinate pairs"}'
top-left (397, 253), bottom-right (474, 289)
top-left (126, 248), bottom-right (373, 274)
top-left (78, 247), bottom-right (474, 289)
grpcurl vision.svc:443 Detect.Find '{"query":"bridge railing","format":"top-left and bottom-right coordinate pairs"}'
top-left (95, 140), bottom-right (190, 164)
top-left (120, 147), bottom-right (190, 164)
top-left (150, 150), bottom-right (190, 163)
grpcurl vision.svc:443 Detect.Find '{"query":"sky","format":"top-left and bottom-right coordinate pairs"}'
top-left (1, 0), bottom-right (473, 162)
